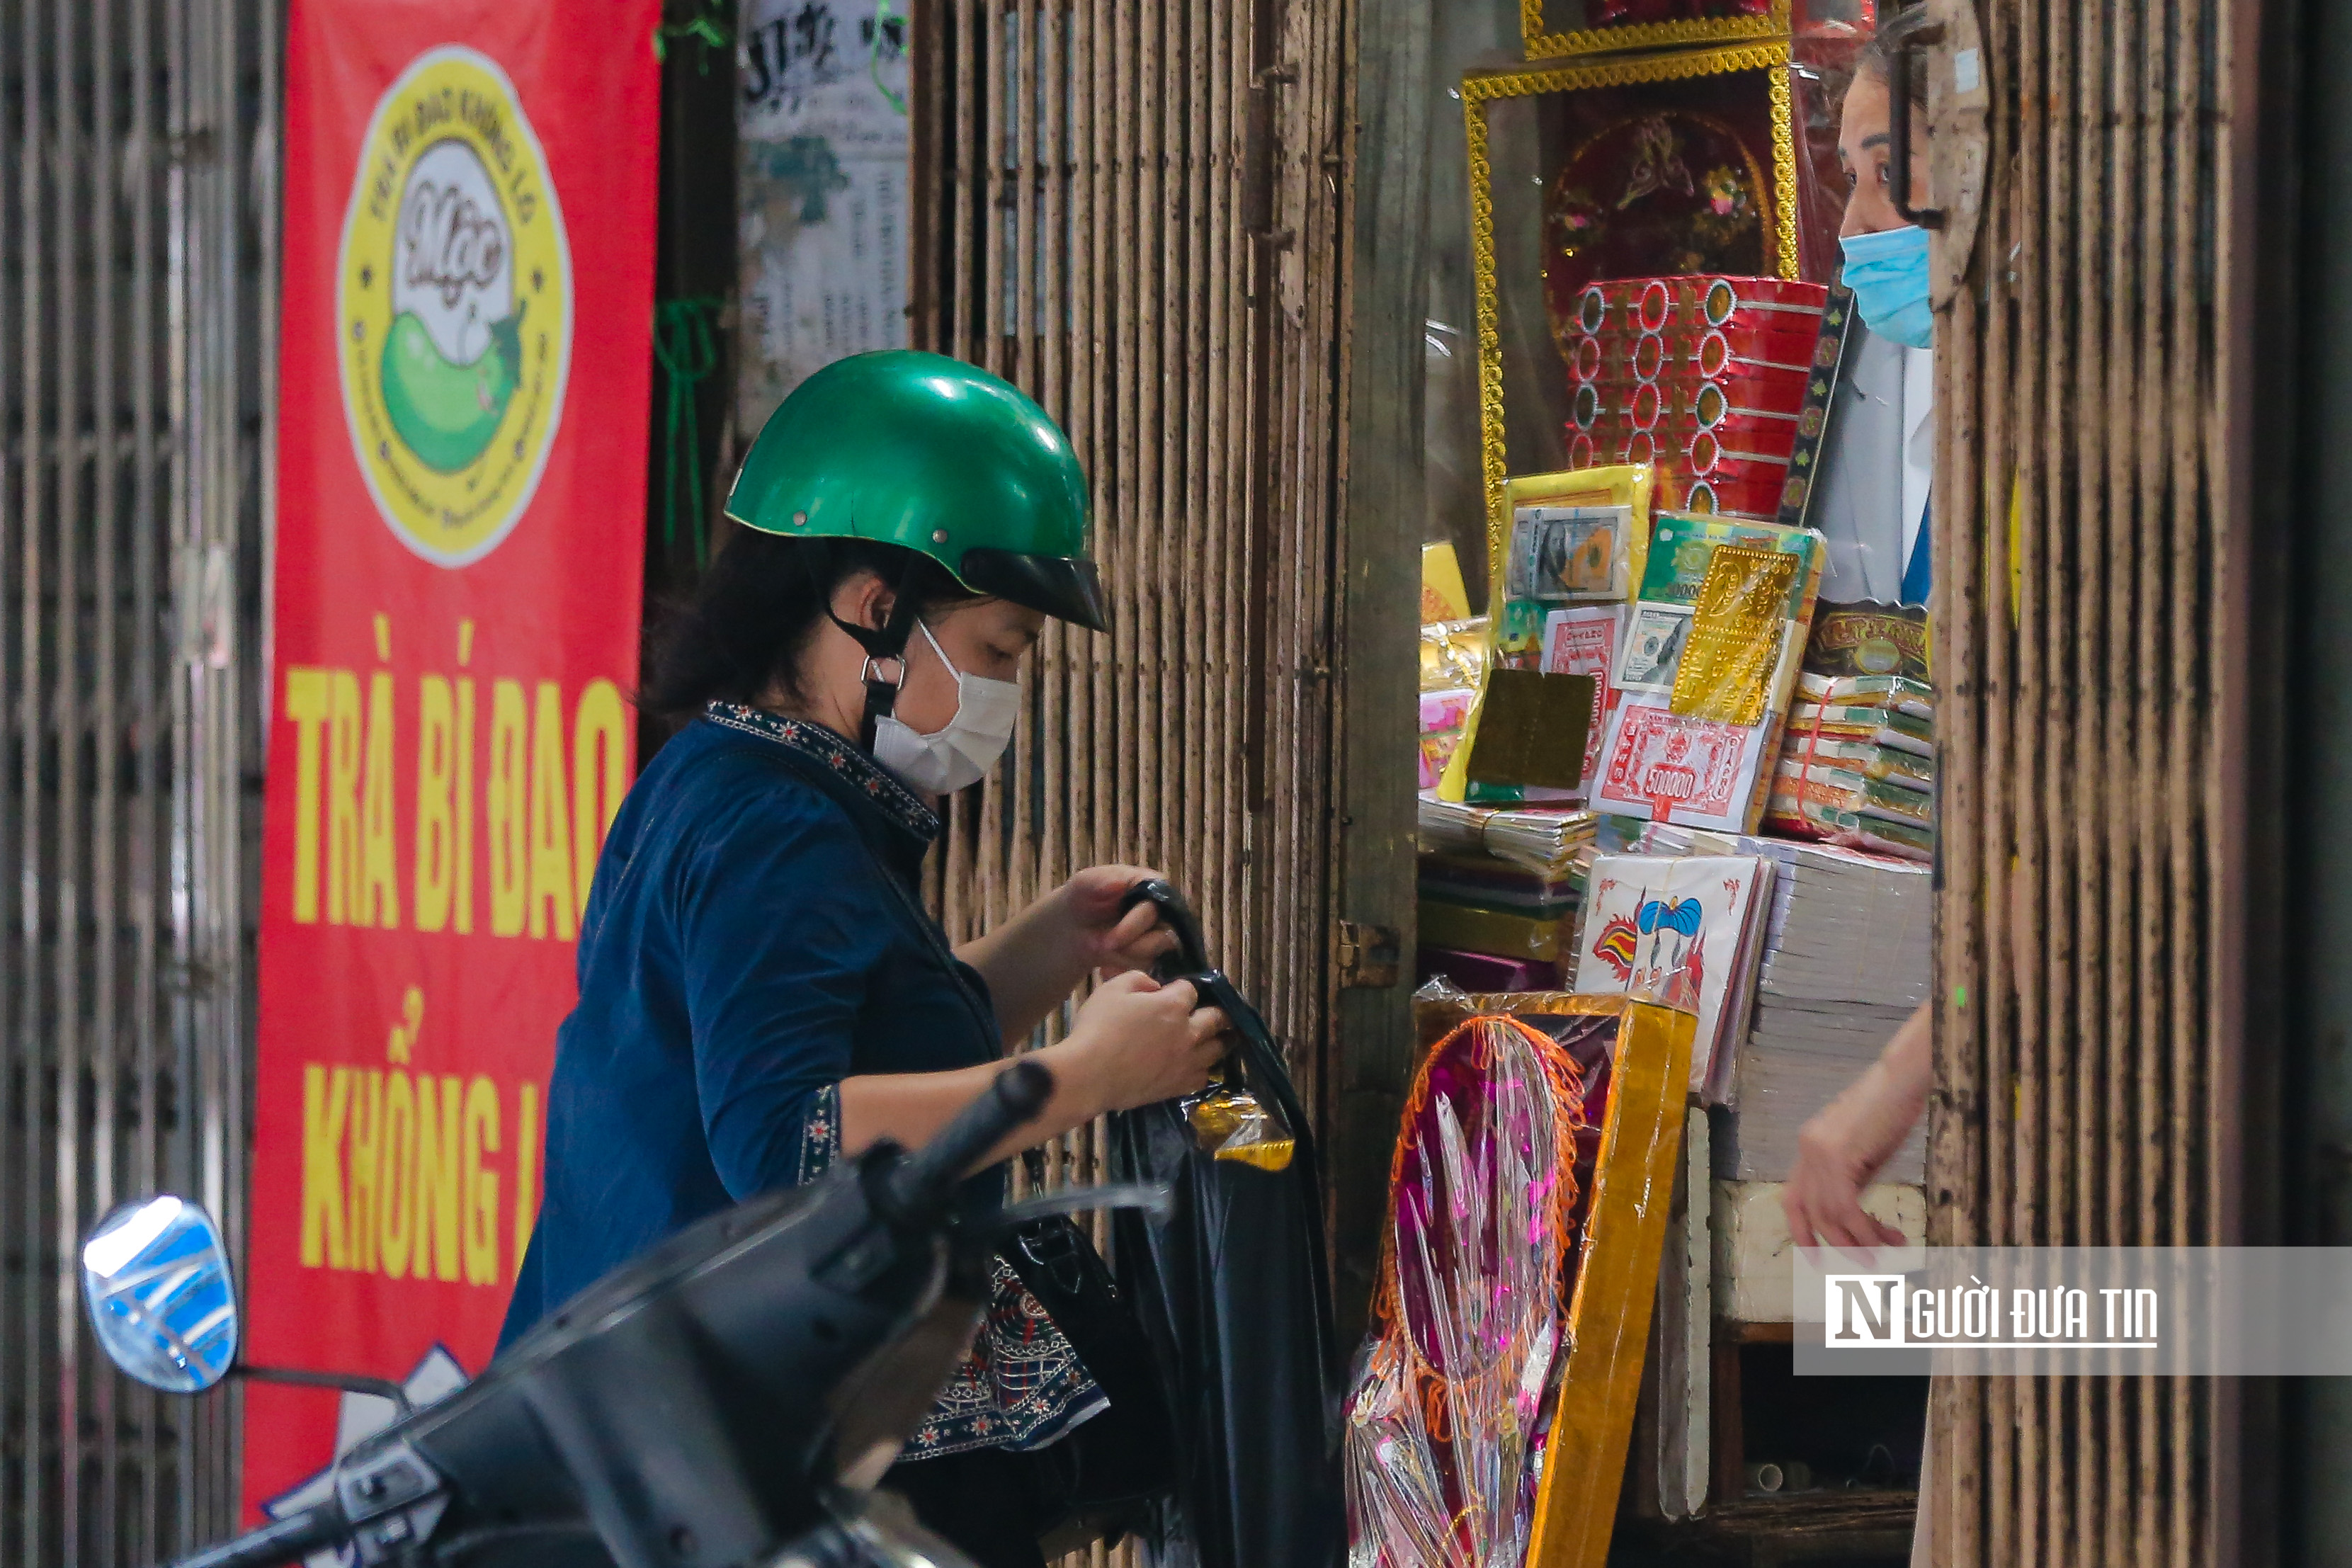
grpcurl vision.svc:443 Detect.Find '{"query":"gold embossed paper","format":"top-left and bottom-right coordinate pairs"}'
top-left (1669, 542), bottom-right (1797, 725)
top-left (1459, 667), bottom-right (1596, 792)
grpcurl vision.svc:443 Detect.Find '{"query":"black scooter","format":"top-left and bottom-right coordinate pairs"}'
top-left (79, 1058), bottom-right (1145, 1568)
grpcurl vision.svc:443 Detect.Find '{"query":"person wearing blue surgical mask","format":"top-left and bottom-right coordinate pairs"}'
top-left (1782, 17), bottom-right (1943, 1567)
top-left (1805, 9), bottom-right (1937, 607)
top-left (1836, 62), bottom-right (1936, 353)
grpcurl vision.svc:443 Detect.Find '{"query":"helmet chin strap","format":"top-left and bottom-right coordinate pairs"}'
top-left (824, 558), bottom-right (926, 751)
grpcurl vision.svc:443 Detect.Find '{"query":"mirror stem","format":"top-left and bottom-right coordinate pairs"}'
top-left (232, 1362), bottom-right (413, 1416)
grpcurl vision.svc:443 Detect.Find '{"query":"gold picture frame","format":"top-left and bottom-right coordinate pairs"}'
top-left (1523, 0), bottom-right (1794, 62)
top-left (1465, 44), bottom-right (1800, 571)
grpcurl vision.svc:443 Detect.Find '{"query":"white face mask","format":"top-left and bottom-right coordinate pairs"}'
top-left (870, 619), bottom-right (1021, 795)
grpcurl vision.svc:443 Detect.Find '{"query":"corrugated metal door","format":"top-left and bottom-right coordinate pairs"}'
top-left (909, 9), bottom-right (1372, 1564)
top-left (910, 0), bottom-right (1352, 1135)
top-left (1, 0), bottom-right (274, 1561)
top-left (1927, 0), bottom-right (2257, 1560)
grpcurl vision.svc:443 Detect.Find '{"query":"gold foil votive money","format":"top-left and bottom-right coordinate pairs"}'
top-left (1669, 543), bottom-right (1795, 725)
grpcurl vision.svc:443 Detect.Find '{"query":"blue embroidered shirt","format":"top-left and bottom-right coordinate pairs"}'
top-left (498, 704), bottom-right (1101, 1455)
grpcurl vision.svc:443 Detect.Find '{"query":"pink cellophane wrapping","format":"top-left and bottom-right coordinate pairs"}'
top-left (1343, 1015), bottom-right (1591, 1565)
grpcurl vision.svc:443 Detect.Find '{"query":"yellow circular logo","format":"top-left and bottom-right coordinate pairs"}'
top-left (338, 46), bottom-right (572, 567)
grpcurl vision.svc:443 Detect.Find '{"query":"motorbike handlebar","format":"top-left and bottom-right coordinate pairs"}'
top-left (884, 1057), bottom-right (1053, 1217)
top-left (165, 1500), bottom-right (349, 1568)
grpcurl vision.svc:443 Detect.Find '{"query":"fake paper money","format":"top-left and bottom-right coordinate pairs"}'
top-left (1593, 514), bottom-right (1827, 835)
top-left (1615, 605), bottom-right (1693, 693)
top-left (1507, 504), bottom-right (1633, 602)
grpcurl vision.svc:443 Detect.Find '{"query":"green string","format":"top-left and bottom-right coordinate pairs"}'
top-left (871, 1), bottom-right (908, 115)
top-left (653, 297), bottom-right (724, 567)
top-left (653, 0), bottom-right (732, 70)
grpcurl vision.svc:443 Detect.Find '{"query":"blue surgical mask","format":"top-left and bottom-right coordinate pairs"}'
top-left (1839, 225), bottom-right (1935, 349)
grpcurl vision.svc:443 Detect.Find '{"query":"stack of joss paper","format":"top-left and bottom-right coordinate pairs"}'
top-left (1418, 797), bottom-right (1598, 876)
top-left (1766, 672), bottom-right (1936, 861)
top-left (1714, 839), bottom-right (1931, 1185)
top-left (1438, 466), bottom-right (1653, 810)
top-left (1557, 275), bottom-right (1830, 522)
top-left (1565, 851), bottom-right (1775, 1101)
top-left (1589, 512), bottom-right (1827, 834)
top-left (1762, 600), bottom-right (1935, 860)
top-left (1484, 467), bottom-right (1655, 678)
top-left (1416, 800), bottom-right (1598, 984)
top-left (1588, 819), bottom-right (1930, 1176)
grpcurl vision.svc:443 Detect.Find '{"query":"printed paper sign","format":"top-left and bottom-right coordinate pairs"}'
top-left (736, 0), bottom-right (911, 428)
top-left (246, 0), bottom-right (659, 1518)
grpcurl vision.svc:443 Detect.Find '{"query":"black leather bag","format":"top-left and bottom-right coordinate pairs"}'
top-left (1002, 1193), bottom-right (1177, 1552)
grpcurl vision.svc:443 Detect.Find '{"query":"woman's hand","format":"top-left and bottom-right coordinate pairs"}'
top-left (955, 864), bottom-right (1183, 1042)
top-left (1783, 1094), bottom-right (1911, 1257)
top-left (1055, 863), bottom-right (1183, 977)
top-left (841, 972), bottom-right (1226, 1169)
top-left (1782, 1001), bottom-right (1931, 1261)
top-left (1050, 971), bottom-right (1229, 1115)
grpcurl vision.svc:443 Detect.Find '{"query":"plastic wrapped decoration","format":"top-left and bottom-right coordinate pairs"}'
top-left (1342, 1013), bottom-right (1591, 1566)
top-left (1592, 0), bottom-right (1771, 21)
top-left (1368, 989), bottom-right (1700, 1568)
top-left (1421, 616), bottom-right (1491, 691)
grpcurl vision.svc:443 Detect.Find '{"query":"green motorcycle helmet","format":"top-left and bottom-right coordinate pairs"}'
top-left (724, 350), bottom-right (1108, 632)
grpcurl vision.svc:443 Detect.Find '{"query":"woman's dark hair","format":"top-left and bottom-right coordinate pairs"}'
top-left (639, 530), bottom-right (982, 721)
top-left (1855, 4), bottom-right (1933, 113)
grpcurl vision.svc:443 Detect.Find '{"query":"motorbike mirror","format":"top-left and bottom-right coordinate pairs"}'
top-left (79, 1194), bottom-right (239, 1393)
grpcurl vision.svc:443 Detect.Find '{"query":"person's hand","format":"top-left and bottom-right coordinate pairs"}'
top-left (956, 866), bottom-right (1192, 1047)
top-left (1052, 864), bottom-right (1183, 977)
top-left (1055, 972), bottom-right (1228, 1114)
top-left (1783, 1086), bottom-right (1913, 1264)
top-left (1783, 1003), bottom-right (1931, 1266)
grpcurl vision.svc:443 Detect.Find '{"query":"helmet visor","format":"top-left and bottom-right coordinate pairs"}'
top-left (958, 547), bottom-right (1110, 632)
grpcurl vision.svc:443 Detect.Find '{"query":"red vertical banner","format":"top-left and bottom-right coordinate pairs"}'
top-left (245, 0), bottom-right (659, 1517)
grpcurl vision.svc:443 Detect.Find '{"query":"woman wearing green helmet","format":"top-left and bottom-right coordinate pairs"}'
top-left (498, 352), bottom-right (1223, 1566)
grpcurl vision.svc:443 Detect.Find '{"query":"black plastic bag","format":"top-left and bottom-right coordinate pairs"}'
top-left (1107, 884), bottom-right (1343, 1568)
